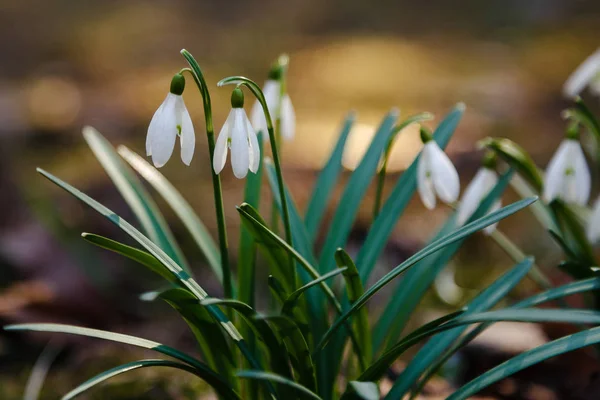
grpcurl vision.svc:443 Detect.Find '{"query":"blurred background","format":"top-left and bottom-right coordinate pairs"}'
top-left (1, 0), bottom-right (600, 398)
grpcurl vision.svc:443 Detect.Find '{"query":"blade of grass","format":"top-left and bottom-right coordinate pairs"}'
top-left (81, 233), bottom-right (177, 284)
top-left (447, 326), bottom-right (600, 400)
top-left (282, 268), bottom-right (347, 315)
top-left (305, 113), bottom-right (355, 241)
top-left (24, 339), bottom-right (63, 400)
top-left (316, 197), bottom-right (537, 353)
top-left (335, 249), bottom-right (372, 366)
top-left (117, 145), bottom-right (221, 282)
top-left (237, 370), bottom-right (322, 400)
top-left (4, 324), bottom-right (237, 399)
top-left (82, 127), bottom-right (190, 272)
top-left (62, 359), bottom-right (240, 400)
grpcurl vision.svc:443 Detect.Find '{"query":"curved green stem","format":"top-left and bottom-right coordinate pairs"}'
top-left (218, 75), bottom-right (295, 284)
top-left (372, 113), bottom-right (434, 219)
top-left (180, 49), bottom-right (232, 299)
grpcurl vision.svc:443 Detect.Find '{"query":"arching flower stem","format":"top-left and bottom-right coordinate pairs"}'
top-left (218, 75), bottom-right (295, 286)
top-left (180, 49), bottom-right (232, 299)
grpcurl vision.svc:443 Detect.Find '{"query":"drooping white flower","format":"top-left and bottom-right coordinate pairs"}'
top-left (587, 196), bottom-right (600, 243)
top-left (417, 130), bottom-right (460, 210)
top-left (543, 137), bottom-right (590, 205)
top-left (250, 79), bottom-right (296, 141)
top-left (213, 88), bottom-right (260, 179)
top-left (146, 73), bottom-right (195, 168)
top-left (456, 163), bottom-right (500, 234)
top-left (563, 48), bottom-right (600, 99)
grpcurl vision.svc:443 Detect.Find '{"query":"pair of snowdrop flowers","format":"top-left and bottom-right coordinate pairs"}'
top-left (417, 128), bottom-right (500, 234)
top-left (146, 71), bottom-right (296, 178)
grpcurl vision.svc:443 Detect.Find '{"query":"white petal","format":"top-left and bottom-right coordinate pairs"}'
top-left (150, 93), bottom-right (178, 168)
top-left (417, 144), bottom-right (436, 210)
top-left (563, 48), bottom-right (600, 98)
top-left (457, 168), bottom-right (497, 225)
top-left (213, 109), bottom-right (234, 174)
top-left (262, 80), bottom-right (280, 117)
top-left (543, 139), bottom-right (571, 203)
top-left (147, 96), bottom-right (168, 156)
top-left (483, 201), bottom-right (502, 235)
top-left (244, 113), bottom-right (260, 173)
top-left (428, 142), bottom-right (460, 205)
top-left (230, 109), bottom-right (250, 179)
top-left (587, 197), bottom-right (600, 243)
top-left (176, 97), bottom-right (195, 166)
top-left (571, 141), bottom-right (591, 205)
top-left (250, 99), bottom-right (267, 135)
top-left (280, 94), bottom-right (296, 141)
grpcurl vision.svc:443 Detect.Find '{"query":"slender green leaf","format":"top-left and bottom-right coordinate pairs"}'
top-left (318, 110), bottom-right (400, 274)
top-left (117, 145), bottom-right (221, 281)
top-left (81, 233), bottom-right (176, 284)
top-left (447, 326), bottom-right (600, 400)
top-left (509, 174), bottom-right (556, 231)
top-left (282, 268), bottom-right (347, 315)
top-left (237, 370), bottom-right (322, 400)
top-left (36, 169), bottom-right (266, 376)
top-left (305, 113), bottom-right (355, 241)
top-left (158, 288), bottom-right (235, 381)
top-left (550, 200), bottom-right (596, 268)
top-left (4, 324), bottom-right (237, 399)
top-left (335, 249), bottom-right (371, 365)
top-left (82, 127), bottom-right (189, 272)
top-left (62, 359), bottom-right (239, 400)
top-left (255, 315), bottom-right (317, 391)
top-left (316, 197), bottom-right (537, 352)
top-left (341, 381), bottom-right (380, 400)
top-left (384, 257), bottom-right (532, 398)
top-left (24, 339), bottom-right (62, 400)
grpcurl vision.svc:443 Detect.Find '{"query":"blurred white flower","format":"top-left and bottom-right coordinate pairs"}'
top-left (456, 167), bottom-right (500, 234)
top-left (146, 74), bottom-right (195, 168)
top-left (250, 79), bottom-right (296, 141)
top-left (587, 197), bottom-right (600, 243)
top-left (214, 89), bottom-right (260, 179)
top-left (563, 48), bottom-right (600, 99)
top-left (543, 138), bottom-right (590, 205)
top-left (417, 133), bottom-right (460, 210)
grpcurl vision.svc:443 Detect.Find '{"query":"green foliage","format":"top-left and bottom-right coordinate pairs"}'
top-left (10, 51), bottom-right (600, 400)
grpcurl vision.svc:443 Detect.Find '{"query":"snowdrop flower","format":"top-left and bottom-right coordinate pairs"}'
top-left (563, 48), bottom-right (600, 99)
top-left (456, 153), bottom-right (500, 234)
top-left (146, 73), bottom-right (195, 168)
top-left (250, 66), bottom-right (296, 141)
top-left (543, 128), bottom-right (590, 205)
top-left (587, 197), bottom-right (600, 243)
top-left (417, 128), bottom-right (460, 210)
top-left (213, 88), bottom-right (260, 179)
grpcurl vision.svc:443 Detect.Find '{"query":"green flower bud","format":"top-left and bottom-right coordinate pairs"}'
top-left (482, 151), bottom-right (497, 169)
top-left (420, 127), bottom-right (433, 143)
top-left (170, 73), bottom-right (186, 96)
top-left (231, 87), bottom-right (244, 108)
top-left (268, 63), bottom-right (283, 81)
top-left (565, 120), bottom-right (580, 140)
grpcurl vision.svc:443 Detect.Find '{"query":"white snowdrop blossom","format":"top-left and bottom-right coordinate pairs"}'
top-left (213, 88), bottom-right (260, 179)
top-left (543, 138), bottom-right (590, 205)
top-left (417, 134), bottom-right (460, 210)
top-left (563, 48), bottom-right (600, 99)
top-left (587, 197), bottom-right (600, 244)
top-left (146, 74), bottom-right (195, 168)
top-left (456, 166), bottom-right (500, 234)
top-left (250, 79), bottom-right (296, 141)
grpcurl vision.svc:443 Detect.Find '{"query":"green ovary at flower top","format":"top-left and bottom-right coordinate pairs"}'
top-left (213, 87), bottom-right (261, 179)
top-left (146, 73), bottom-right (196, 168)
